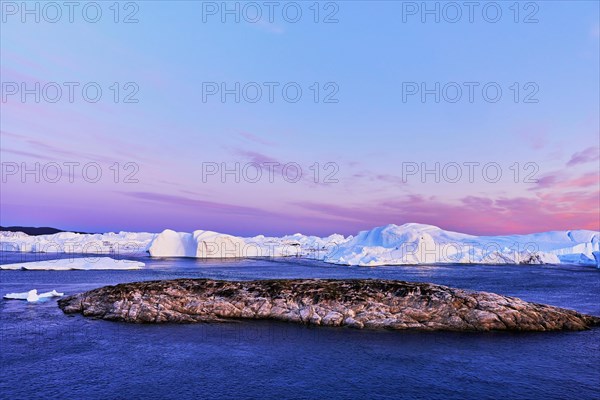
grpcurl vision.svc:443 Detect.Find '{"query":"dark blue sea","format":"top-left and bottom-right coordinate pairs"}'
top-left (1, 252), bottom-right (599, 399)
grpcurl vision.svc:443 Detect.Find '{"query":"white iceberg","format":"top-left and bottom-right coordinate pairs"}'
top-left (2, 223), bottom-right (598, 267)
top-left (147, 224), bottom-right (598, 266)
top-left (324, 223), bottom-right (598, 266)
top-left (0, 231), bottom-right (156, 254)
top-left (148, 229), bottom-right (250, 258)
top-left (148, 229), bottom-right (348, 259)
top-left (147, 229), bottom-right (197, 257)
top-left (0, 257), bottom-right (145, 270)
top-left (4, 289), bottom-right (64, 302)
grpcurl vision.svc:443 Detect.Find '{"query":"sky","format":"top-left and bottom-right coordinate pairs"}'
top-left (1, 1), bottom-right (599, 236)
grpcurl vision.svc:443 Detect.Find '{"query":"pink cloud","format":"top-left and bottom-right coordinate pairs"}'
top-left (112, 191), bottom-right (357, 236)
top-left (567, 146), bottom-right (600, 166)
top-left (529, 171), bottom-right (599, 191)
top-left (292, 191), bottom-right (600, 235)
top-left (232, 148), bottom-right (279, 165)
top-left (238, 132), bottom-right (275, 146)
top-left (531, 174), bottom-right (560, 190)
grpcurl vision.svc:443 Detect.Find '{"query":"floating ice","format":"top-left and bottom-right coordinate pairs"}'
top-left (0, 257), bottom-right (145, 270)
top-left (4, 289), bottom-right (64, 302)
top-left (148, 229), bottom-right (347, 259)
top-left (2, 224), bottom-right (598, 267)
top-left (147, 224), bottom-right (599, 266)
top-left (324, 224), bottom-right (599, 266)
top-left (0, 231), bottom-right (156, 254)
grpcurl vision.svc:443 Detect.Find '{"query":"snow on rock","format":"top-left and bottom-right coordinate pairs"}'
top-left (4, 289), bottom-right (64, 302)
top-left (0, 257), bottom-right (144, 270)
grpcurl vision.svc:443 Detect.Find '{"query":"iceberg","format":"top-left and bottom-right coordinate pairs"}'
top-left (2, 223), bottom-right (598, 267)
top-left (324, 224), bottom-right (598, 266)
top-left (147, 230), bottom-right (197, 257)
top-left (0, 257), bottom-right (145, 270)
top-left (147, 224), bottom-right (598, 266)
top-left (0, 230), bottom-right (156, 254)
top-left (4, 289), bottom-right (64, 302)
top-left (148, 229), bottom-right (250, 258)
top-left (148, 229), bottom-right (348, 259)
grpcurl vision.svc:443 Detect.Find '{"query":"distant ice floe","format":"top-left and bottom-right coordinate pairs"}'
top-left (4, 289), bottom-right (64, 302)
top-left (0, 231), bottom-right (155, 254)
top-left (0, 257), bottom-right (145, 270)
top-left (1, 224), bottom-right (598, 267)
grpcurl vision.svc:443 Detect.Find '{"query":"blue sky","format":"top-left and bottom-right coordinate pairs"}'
top-left (1, 1), bottom-right (599, 235)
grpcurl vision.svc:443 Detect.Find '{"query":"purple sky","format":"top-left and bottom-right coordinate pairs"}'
top-left (1, 2), bottom-right (599, 236)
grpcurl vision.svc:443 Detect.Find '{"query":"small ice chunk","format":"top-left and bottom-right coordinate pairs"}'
top-left (4, 289), bottom-right (64, 301)
top-left (39, 290), bottom-right (64, 298)
top-left (0, 257), bottom-right (144, 270)
top-left (4, 290), bottom-right (34, 300)
top-left (26, 289), bottom-right (39, 302)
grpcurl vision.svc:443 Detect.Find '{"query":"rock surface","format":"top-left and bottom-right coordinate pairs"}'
top-left (58, 279), bottom-right (600, 331)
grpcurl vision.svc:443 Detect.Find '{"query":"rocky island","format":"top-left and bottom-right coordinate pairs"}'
top-left (58, 279), bottom-right (600, 331)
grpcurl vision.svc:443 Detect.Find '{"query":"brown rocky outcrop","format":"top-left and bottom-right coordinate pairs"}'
top-left (58, 279), bottom-right (600, 331)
